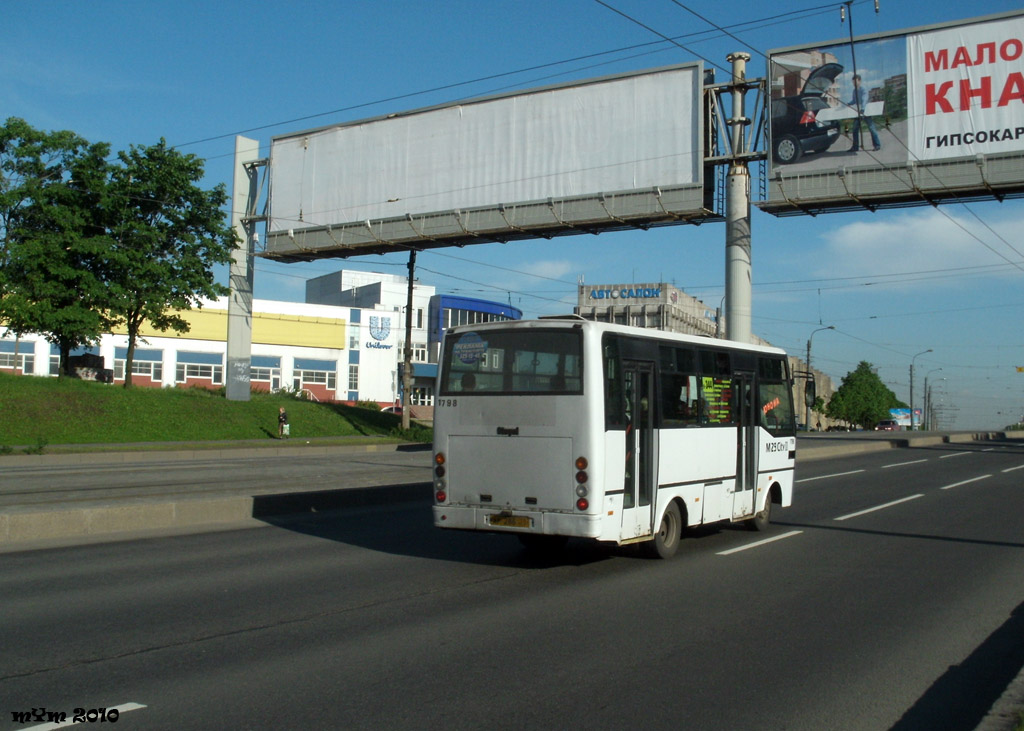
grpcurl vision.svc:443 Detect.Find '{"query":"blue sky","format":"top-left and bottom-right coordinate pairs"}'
top-left (5, 0), bottom-right (1023, 429)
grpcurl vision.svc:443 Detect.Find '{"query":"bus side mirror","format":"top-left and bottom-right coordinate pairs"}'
top-left (804, 380), bottom-right (816, 408)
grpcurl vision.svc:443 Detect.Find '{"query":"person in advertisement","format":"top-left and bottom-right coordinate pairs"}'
top-left (849, 74), bottom-right (882, 153)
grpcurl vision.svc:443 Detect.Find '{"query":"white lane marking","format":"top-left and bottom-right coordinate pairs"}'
top-left (796, 469), bottom-right (865, 483)
top-left (22, 703), bottom-right (146, 730)
top-left (717, 530), bottom-right (803, 556)
top-left (940, 451), bottom-right (972, 459)
top-left (1002, 464), bottom-right (1024, 473)
top-left (881, 459), bottom-right (928, 469)
top-left (834, 494), bottom-right (924, 521)
top-left (940, 475), bottom-right (991, 490)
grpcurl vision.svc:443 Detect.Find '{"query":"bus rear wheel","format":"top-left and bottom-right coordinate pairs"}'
top-left (644, 502), bottom-right (682, 559)
top-left (748, 495), bottom-right (772, 531)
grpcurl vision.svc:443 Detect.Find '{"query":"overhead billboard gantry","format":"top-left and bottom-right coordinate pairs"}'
top-left (760, 10), bottom-right (1024, 216)
top-left (260, 63), bottom-right (716, 261)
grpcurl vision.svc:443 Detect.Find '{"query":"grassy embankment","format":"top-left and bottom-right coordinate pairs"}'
top-left (0, 371), bottom-right (430, 454)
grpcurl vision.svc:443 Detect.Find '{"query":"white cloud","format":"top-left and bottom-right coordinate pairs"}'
top-left (517, 259), bottom-right (576, 281)
top-left (816, 208), bottom-right (1024, 287)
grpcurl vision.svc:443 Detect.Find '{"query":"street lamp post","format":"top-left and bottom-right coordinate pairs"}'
top-left (909, 348), bottom-right (932, 431)
top-left (806, 325), bottom-right (835, 431)
top-left (923, 368), bottom-right (943, 430)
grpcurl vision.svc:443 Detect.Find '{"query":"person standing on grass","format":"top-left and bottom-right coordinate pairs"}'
top-left (278, 407), bottom-right (289, 438)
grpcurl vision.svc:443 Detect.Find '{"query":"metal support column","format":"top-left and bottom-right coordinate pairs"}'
top-left (724, 52), bottom-right (752, 344)
top-left (226, 136), bottom-right (261, 402)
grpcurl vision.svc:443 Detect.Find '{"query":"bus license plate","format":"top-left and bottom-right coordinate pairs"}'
top-left (489, 514), bottom-right (531, 529)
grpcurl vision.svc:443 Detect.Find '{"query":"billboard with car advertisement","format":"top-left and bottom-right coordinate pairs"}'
top-left (760, 10), bottom-right (1024, 216)
top-left (263, 63), bottom-right (711, 260)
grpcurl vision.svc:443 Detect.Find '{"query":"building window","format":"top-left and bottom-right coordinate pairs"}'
top-left (411, 386), bottom-right (433, 406)
top-left (349, 335), bottom-right (359, 350)
top-left (296, 369), bottom-right (337, 390)
top-left (176, 363), bottom-right (223, 385)
top-left (115, 359), bottom-right (162, 381)
top-left (412, 343), bottom-right (427, 362)
top-left (250, 366), bottom-right (280, 383)
top-left (348, 365), bottom-right (359, 390)
top-left (0, 353), bottom-right (34, 373)
top-left (442, 307), bottom-right (515, 330)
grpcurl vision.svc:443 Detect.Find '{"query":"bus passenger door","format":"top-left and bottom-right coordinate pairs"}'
top-left (621, 361), bottom-right (655, 539)
top-left (733, 373), bottom-right (758, 520)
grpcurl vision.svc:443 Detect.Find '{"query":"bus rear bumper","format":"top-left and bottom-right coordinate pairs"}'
top-left (433, 505), bottom-right (602, 538)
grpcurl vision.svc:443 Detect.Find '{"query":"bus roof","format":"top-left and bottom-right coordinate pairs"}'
top-left (444, 317), bottom-right (789, 357)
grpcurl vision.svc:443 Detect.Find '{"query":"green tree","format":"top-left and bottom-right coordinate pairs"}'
top-left (810, 395), bottom-right (827, 430)
top-left (826, 361), bottom-right (907, 430)
top-left (105, 140), bottom-right (237, 386)
top-left (0, 118), bottom-right (114, 374)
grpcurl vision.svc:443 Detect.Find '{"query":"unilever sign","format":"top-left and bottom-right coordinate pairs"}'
top-left (367, 316), bottom-right (393, 350)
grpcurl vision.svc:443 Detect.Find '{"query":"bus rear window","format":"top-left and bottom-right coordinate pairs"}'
top-left (441, 328), bottom-right (583, 395)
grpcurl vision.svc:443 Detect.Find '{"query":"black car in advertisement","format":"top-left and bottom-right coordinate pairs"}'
top-left (770, 62), bottom-right (843, 164)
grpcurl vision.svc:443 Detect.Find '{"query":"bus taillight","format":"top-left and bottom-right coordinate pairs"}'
top-left (434, 452), bottom-right (447, 502)
top-left (575, 456), bottom-right (589, 502)
top-left (575, 456), bottom-right (588, 484)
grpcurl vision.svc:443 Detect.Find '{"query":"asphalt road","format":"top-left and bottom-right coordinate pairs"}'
top-left (2, 439), bottom-right (1022, 729)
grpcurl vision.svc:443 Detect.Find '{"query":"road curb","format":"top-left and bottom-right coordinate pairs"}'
top-left (0, 496), bottom-right (254, 544)
top-left (0, 481), bottom-right (433, 550)
top-left (797, 432), bottom-right (1016, 462)
top-left (0, 440), bottom-right (419, 468)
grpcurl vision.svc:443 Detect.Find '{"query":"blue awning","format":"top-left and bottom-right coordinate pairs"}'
top-left (177, 351), bottom-right (223, 365)
top-left (399, 363), bottom-right (438, 379)
top-left (0, 340), bottom-right (35, 353)
top-left (294, 358), bottom-right (337, 371)
top-left (116, 348), bottom-right (162, 361)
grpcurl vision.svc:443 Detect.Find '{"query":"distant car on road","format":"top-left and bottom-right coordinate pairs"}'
top-left (875, 419), bottom-right (900, 431)
top-left (771, 62), bottom-right (843, 164)
top-left (381, 405), bottom-right (403, 415)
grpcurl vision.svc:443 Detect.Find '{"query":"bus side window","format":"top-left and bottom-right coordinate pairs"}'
top-left (603, 336), bottom-right (625, 429)
top-left (659, 346), bottom-right (699, 428)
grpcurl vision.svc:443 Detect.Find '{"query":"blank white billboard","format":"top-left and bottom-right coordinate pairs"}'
top-left (264, 64), bottom-right (709, 259)
top-left (761, 10), bottom-right (1024, 216)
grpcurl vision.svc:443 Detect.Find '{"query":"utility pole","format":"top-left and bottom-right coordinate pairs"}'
top-left (724, 52), bottom-right (752, 344)
top-left (909, 348), bottom-right (932, 430)
top-left (401, 250), bottom-right (417, 431)
top-left (806, 325), bottom-right (834, 430)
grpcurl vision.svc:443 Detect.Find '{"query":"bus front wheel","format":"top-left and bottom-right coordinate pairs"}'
top-left (644, 502), bottom-right (682, 559)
